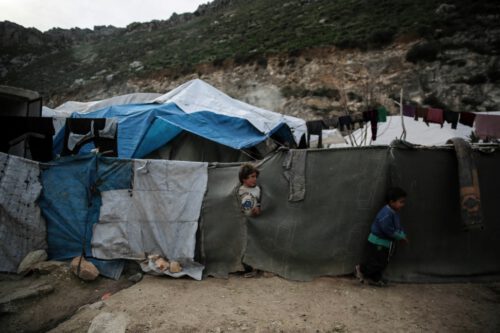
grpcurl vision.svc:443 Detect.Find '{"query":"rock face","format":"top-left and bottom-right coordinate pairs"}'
top-left (123, 40), bottom-right (500, 121)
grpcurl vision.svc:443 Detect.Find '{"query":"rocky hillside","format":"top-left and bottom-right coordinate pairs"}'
top-left (1, 0), bottom-right (500, 119)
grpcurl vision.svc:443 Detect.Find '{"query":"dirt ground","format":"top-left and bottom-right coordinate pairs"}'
top-left (3, 267), bottom-right (495, 333)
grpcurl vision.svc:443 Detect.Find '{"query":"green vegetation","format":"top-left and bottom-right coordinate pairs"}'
top-left (2, 0), bottom-right (500, 96)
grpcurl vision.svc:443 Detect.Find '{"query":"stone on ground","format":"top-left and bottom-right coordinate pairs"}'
top-left (87, 312), bottom-right (128, 333)
top-left (70, 256), bottom-right (99, 281)
top-left (17, 249), bottom-right (48, 275)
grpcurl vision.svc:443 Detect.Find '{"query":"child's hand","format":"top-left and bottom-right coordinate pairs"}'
top-left (251, 206), bottom-right (261, 216)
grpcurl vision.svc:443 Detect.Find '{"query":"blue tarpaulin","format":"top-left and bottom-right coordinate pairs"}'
top-left (39, 154), bottom-right (133, 279)
top-left (53, 103), bottom-right (290, 159)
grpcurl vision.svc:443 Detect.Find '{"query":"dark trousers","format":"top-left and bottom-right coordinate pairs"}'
top-left (360, 242), bottom-right (390, 282)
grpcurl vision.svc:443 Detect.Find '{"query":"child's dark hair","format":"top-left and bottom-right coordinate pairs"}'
top-left (239, 163), bottom-right (260, 183)
top-left (386, 187), bottom-right (407, 203)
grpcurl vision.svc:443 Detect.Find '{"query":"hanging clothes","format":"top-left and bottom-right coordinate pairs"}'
top-left (403, 105), bottom-right (416, 118)
top-left (425, 108), bottom-right (444, 127)
top-left (323, 116), bottom-right (339, 129)
top-left (414, 107), bottom-right (429, 122)
top-left (338, 116), bottom-right (353, 131)
top-left (444, 111), bottom-right (459, 129)
top-left (474, 114), bottom-right (500, 140)
top-left (306, 120), bottom-right (328, 148)
top-left (459, 112), bottom-right (476, 127)
top-left (377, 106), bottom-right (387, 123)
top-left (363, 109), bottom-right (378, 141)
top-left (351, 113), bottom-right (364, 129)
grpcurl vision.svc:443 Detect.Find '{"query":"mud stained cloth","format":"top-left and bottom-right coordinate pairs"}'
top-left (0, 153), bottom-right (47, 272)
top-left (91, 159), bottom-right (208, 280)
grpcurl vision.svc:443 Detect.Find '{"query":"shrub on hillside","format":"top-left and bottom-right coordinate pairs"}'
top-left (368, 29), bottom-right (396, 48)
top-left (406, 42), bottom-right (440, 63)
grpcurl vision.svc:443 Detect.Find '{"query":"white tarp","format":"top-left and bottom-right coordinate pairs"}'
top-left (42, 92), bottom-right (162, 118)
top-left (154, 79), bottom-right (307, 144)
top-left (91, 159), bottom-right (208, 280)
top-left (0, 153), bottom-right (47, 272)
top-left (344, 115), bottom-right (473, 147)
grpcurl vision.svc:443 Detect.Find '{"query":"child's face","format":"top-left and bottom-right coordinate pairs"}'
top-left (242, 172), bottom-right (258, 188)
top-left (389, 198), bottom-right (406, 211)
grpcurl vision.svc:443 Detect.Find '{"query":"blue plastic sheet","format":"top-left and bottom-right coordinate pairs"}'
top-left (53, 102), bottom-right (294, 159)
top-left (39, 154), bottom-right (132, 279)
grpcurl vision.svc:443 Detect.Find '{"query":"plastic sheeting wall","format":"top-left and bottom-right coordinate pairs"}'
top-left (200, 147), bottom-right (500, 282)
top-left (0, 153), bottom-right (46, 272)
top-left (92, 159), bottom-right (208, 280)
top-left (39, 155), bottom-right (133, 279)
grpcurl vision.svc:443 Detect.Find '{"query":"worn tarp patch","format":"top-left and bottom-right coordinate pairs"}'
top-left (92, 159), bottom-right (208, 280)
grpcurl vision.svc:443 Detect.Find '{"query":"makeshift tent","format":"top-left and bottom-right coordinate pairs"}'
top-left (153, 79), bottom-right (306, 144)
top-left (45, 79), bottom-right (306, 162)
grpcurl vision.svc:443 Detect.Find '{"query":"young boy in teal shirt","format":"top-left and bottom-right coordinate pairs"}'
top-left (356, 187), bottom-right (409, 286)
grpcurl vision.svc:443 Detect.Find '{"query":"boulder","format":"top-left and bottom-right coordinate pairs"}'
top-left (17, 250), bottom-right (48, 275)
top-left (70, 256), bottom-right (99, 281)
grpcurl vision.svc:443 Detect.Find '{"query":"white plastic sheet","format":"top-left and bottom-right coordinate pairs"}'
top-left (92, 159), bottom-right (208, 280)
top-left (154, 79), bottom-right (306, 144)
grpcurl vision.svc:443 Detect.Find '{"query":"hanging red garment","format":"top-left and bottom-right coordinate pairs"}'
top-left (425, 108), bottom-right (444, 127)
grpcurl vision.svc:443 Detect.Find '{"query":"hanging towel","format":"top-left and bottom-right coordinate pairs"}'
top-left (403, 105), bottom-right (416, 118)
top-left (459, 112), bottom-right (476, 127)
top-left (377, 106), bottom-right (387, 122)
top-left (425, 108), bottom-right (444, 127)
top-left (444, 111), bottom-right (459, 129)
top-left (446, 138), bottom-right (483, 230)
top-left (474, 114), bottom-right (500, 140)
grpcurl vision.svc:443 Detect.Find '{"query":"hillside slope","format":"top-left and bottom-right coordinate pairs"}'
top-left (1, 0), bottom-right (499, 118)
